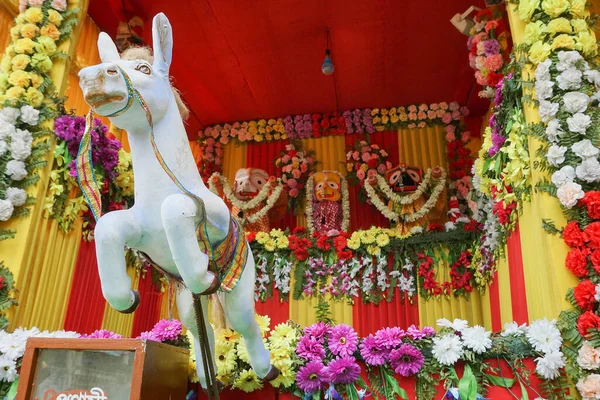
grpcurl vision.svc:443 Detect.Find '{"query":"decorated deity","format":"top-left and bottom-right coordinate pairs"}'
top-left (209, 168), bottom-right (287, 232)
top-left (306, 171), bottom-right (350, 235)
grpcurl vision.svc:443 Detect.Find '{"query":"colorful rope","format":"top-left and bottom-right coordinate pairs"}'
top-left (75, 111), bottom-right (102, 221)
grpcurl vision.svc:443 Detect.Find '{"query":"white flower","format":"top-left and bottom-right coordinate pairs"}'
top-left (557, 68), bottom-right (583, 90)
top-left (0, 122), bottom-right (15, 140)
top-left (37, 330), bottom-right (81, 339)
top-left (563, 92), bottom-right (590, 114)
top-left (552, 166), bottom-right (576, 187)
top-left (557, 181), bottom-right (585, 208)
top-left (501, 322), bottom-right (528, 337)
top-left (527, 318), bottom-right (562, 354)
top-left (462, 325), bottom-right (492, 354)
top-left (535, 351), bottom-right (565, 379)
top-left (576, 158), bottom-right (600, 183)
top-left (0, 139), bottom-right (7, 156)
top-left (432, 334), bottom-right (464, 366)
top-left (0, 355), bottom-right (18, 382)
top-left (9, 138), bottom-right (31, 161)
top-left (19, 105), bottom-right (39, 125)
top-left (5, 187), bottom-right (27, 206)
top-left (573, 139), bottom-right (600, 160)
top-left (538, 101), bottom-right (559, 122)
top-left (437, 318), bottom-right (469, 332)
top-left (410, 226), bottom-right (423, 234)
top-left (398, 274), bottom-right (415, 297)
top-left (584, 70), bottom-right (600, 89)
top-left (6, 160), bottom-right (27, 181)
top-left (546, 144), bottom-right (568, 167)
top-left (545, 119), bottom-right (564, 143)
top-left (444, 221), bottom-right (456, 231)
top-left (535, 59), bottom-right (552, 81)
top-left (567, 113), bottom-right (592, 134)
top-left (0, 200), bottom-right (14, 221)
top-left (577, 374), bottom-right (600, 400)
top-left (535, 79), bottom-right (554, 100)
top-left (556, 50), bottom-right (584, 71)
top-left (596, 284), bottom-right (600, 302)
top-left (13, 128), bottom-right (33, 145)
top-left (577, 342), bottom-right (600, 370)
top-left (0, 107), bottom-right (20, 125)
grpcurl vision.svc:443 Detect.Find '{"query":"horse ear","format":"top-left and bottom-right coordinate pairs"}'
top-left (152, 13), bottom-right (173, 74)
top-left (98, 32), bottom-right (120, 63)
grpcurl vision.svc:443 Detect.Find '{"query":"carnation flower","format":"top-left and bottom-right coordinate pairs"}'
top-left (432, 334), bottom-right (464, 366)
top-left (82, 329), bottom-right (122, 339)
top-left (535, 58), bottom-right (552, 81)
top-left (325, 356), bottom-right (361, 384)
top-left (6, 160), bottom-right (27, 180)
top-left (374, 327), bottom-right (405, 350)
top-left (546, 144), bottom-right (567, 167)
top-left (359, 334), bottom-right (387, 366)
top-left (527, 318), bottom-right (562, 354)
top-left (296, 361), bottom-right (327, 393)
top-left (577, 158), bottom-right (600, 183)
top-left (19, 105), bottom-right (39, 125)
top-left (501, 322), bottom-right (528, 337)
top-left (557, 50), bottom-right (584, 71)
top-left (575, 280), bottom-right (599, 311)
top-left (328, 324), bottom-right (359, 357)
top-left (5, 187), bottom-right (27, 207)
top-left (0, 200), bottom-right (14, 221)
top-left (563, 91), bottom-right (590, 114)
top-left (573, 139), bottom-right (600, 160)
top-left (585, 69), bottom-right (600, 88)
top-left (551, 166), bottom-right (575, 187)
top-left (567, 113), bottom-right (592, 134)
top-left (557, 68), bottom-right (583, 90)
top-left (9, 138), bottom-right (31, 161)
top-left (578, 342), bottom-right (600, 370)
top-left (577, 374), bottom-right (600, 400)
top-left (557, 181), bottom-right (585, 208)
top-left (579, 311), bottom-right (600, 338)
top-left (296, 336), bottom-right (325, 361)
top-left (535, 79), bottom-right (554, 100)
top-left (0, 122), bottom-right (16, 140)
top-left (545, 119), bottom-right (564, 142)
top-left (461, 325), bottom-right (492, 354)
top-left (535, 351), bottom-right (565, 379)
top-left (0, 107), bottom-right (20, 124)
top-left (538, 101), bottom-right (559, 122)
top-left (437, 318), bottom-right (469, 332)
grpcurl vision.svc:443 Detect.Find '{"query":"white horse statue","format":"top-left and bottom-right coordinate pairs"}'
top-left (77, 13), bottom-right (277, 394)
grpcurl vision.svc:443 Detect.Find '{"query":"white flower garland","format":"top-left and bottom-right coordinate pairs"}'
top-left (305, 171), bottom-right (350, 235)
top-left (364, 167), bottom-right (447, 222)
top-left (374, 169), bottom-right (434, 205)
top-left (273, 254), bottom-right (292, 296)
top-left (208, 172), bottom-right (284, 224)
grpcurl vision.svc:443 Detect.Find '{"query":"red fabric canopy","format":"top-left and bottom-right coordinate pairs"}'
top-left (88, 0), bottom-right (490, 139)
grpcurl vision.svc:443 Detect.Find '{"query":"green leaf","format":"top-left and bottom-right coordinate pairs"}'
top-left (519, 380), bottom-right (529, 400)
top-left (485, 373), bottom-right (515, 389)
top-left (6, 377), bottom-right (18, 400)
top-left (384, 370), bottom-right (409, 400)
top-left (312, 391), bottom-right (320, 400)
top-left (458, 365), bottom-right (478, 400)
top-left (346, 384), bottom-right (359, 400)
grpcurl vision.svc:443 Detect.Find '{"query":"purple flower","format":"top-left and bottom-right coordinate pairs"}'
top-left (328, 324), bottom-right (359, 357)
top-left (297, 361), bottom-right (328, 393)
top-left (325, 356), bottom-right (361, 384)
top-left (82, 329), bottom-right (122, 339)
top-left (375, 327), bottom-right (405, 350)
top-left (54, 116), bottom-right (75, 141)
top-left (488, 132), bottom-right (506, 156)
top-left (389, 344), bottom-right (424, 376)
top-left (359, 335), bottom-right (388, 366)
top-left (406, 325), bottom-right (427, 340)
top-left (363, 109), bottom-right (375, 134)
top-left (304, 322), bottom-right (330, 341)
top-left (483, 39), bottom-right (500, 56)
top-left (151, 319), bottom-right (182, 341)
top-left (421, 327), bottom-right (436, 337)
top-left (72, 116), bottom-right (86, 135)
top-left (139, 330), bottom-right (160, 341)
top-left (296, 336), bottom-right (326, 361)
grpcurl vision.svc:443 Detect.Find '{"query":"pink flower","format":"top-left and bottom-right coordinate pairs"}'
top-left (484, 54), bottom-right (504, 72)
top-left (152, 319), bottom-right (182, 342)
top-left (417, 122), bottom-right (426, 128)
top-left (357, 169), bottom-right (366, 180)
top-left (352, 151), bottom-right (359, 161)
top-left (408, 123), bottom-right (416, 129)
top-left (219, 137), bottom-right (229, 145)
top-left (439, 102), bottom-right (448, 110)
top-left (206, 138), bottom-right (215, 146)
top-left (328, 324), bottom-right (359, 357)
top-left (139, 331), bottom-right (160, 341)
top-left (475, 71), bottom-right (488, 86)
top-left (367, 169), bottom-right (377, 178)
top-left (361, 153), bottom-right (371, 163)
top-left (292, 169), bottom-right (302, 179)
top-left (417, 111), bottom-right (427, 120)
top-left (449, 102), bottom-right (460, 112)
top-left (461, 131), bottom-right (471, 142)
top-left (282, 155), bottom-right (291, 163)
top-left (460, 106), bottom-right (470, 116)
top-left (408, 112), bottom-right (417, 121)
top-left (442, 113), bottom-right (452, 124)
top-left (427, 110), bottom-right (436, 119)
top-left (287, 178), bottom-right (298, 188)
top-left (380, 150), bottom-right (388, 157)
top-left (445, 124), bottom-right (456, 134)
top-left (475, 56), bottom-right (486, 70)
top-left (436, 109), bottom-right (445, 118)
top-left (211, 130), bottom-right (220, 139)
top-left (82, 330), bottom-right (122, 339)
top-left (301, 163), bottom-right (308, 173)
top-left (386, 161), bottom-right (393, 170)
top-left (289, 188), bottom-right (299, 197)
top-left (408, 105), bottom-right (417, 113)
top-left (377, 164), bottom-right (387, 174)
top-left (51, 0), bottom-right (67, 11)
top-left (452, 110), bottom-right (461, 120)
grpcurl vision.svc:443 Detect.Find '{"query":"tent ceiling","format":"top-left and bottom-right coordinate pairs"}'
top-left (89, 0), bottom-right (489, 138)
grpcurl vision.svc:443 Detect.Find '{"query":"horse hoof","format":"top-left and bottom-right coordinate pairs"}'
top-left (118, 290), bottom-right (140, 314)
top-left (201, 380), bottom-right (225, 394)
top-left (199, 272), bottom-right (220, 296)
top-left (261, 365), bottom-right (280, 382)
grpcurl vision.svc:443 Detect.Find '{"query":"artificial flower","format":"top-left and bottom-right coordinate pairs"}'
top-left (501, 322), bottom-right (528, 337)
top-left (578, 311), bottom-right (600, 338)
top-left (577, 159), bottom-right (600, 183)
top-left (374, 327), bottom-right (405, 350)
top-left (296, 361), bottom-right (327, 393)
top-left (461, 325), bottom-right (492, 354)
top-left (432, 334), bottom-right (464, 366)
top-left (577, 374), bottom-right (600, 400)
top-left (567, 112), bottom-right (592, 134)
top-left (557, 181), bottom-right (584, 208)
top-left (578, 341), bottom-right (600, 370)
top-left (359, 335), bottom-right (387, 366)
top-left (574, 280), bottom-right (599, 311)
top-left (389, 344), bottom-right (424, 376)
top-left (325, 356), bottom-right (361, 384)
top-left (535, 351), bottom-right (565, 379)
top-left (527, 318), bottom-right (562, 354)
top-left (233, 369), bottom-right (263, 393)
top-left (328, 324), bottom-right (359, 357)
top-left (529, 41), bottom-right (552, 64)
top-left (518, 0), bottom-right (540, 21)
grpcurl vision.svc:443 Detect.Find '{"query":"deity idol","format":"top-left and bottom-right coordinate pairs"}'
top-left (306, 171), bottom-right (349, 235)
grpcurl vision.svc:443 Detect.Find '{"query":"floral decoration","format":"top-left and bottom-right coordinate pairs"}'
top-left (345, 139), bottom-right (391, 202)
top-left (0, 262), bottom-right (17, 331)
top-left (275, 142), bottom-right (316, 212)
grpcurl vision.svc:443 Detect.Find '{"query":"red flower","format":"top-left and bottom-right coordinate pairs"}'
top-left (333, 236), bottom-right (347, 251)
top-left (574, 280), bottom-right (599, 311)
top-left (337, 249), bottom-right (353, 261)
top-left (427, 224), bottom-right (443, 232)
top-left (246, 232), bottom-right (256, 243)
top-left (316, 235), bottom-right (331, 251)
top-left (487, 72), bottom-right (504, 87)
top-left (367, 158), bottom-right (378, 169)
top-left (578, 311), bottom-right (600, 338)
top-left (293, 226), bottom-right (306, 234)
top-left (591, 251), bottom-right (600, 273)
top-left (0, 276), bottom-right (4, 291)
top-left (321, 118), bottom-right (330, 129)
top-left (583, 192), bottom-right (600, 220)
top-left (563, 221), bottom-right (585, 247)
top-left (464, 220), bottom-right (479, 232)
top-left (566, 247), bottom-right (590, 277)
top-left (585, 222), bottom-right (600, 249)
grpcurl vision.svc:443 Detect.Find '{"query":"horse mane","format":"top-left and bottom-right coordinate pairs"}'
top-left (121, 46), bottom-right (190, 121)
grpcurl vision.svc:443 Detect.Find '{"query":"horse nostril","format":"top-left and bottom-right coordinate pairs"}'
top-left (106, 68), bottom-right (118, 76)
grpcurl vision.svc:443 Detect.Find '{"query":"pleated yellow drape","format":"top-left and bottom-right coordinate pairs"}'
top-left (0, 7), bottom-right (12, 53)
top-left (222, 142), bottom-right (248, 183)
top-left (397, 126), bottom-right (448, 170)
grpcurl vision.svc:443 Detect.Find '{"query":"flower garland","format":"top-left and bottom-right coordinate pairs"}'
top-left (364, 167), bottom-right (447, 223)
top-left (44, 114), bottom-right (134, 238)
top-left (371, 169), bottom-right (435, 205)
top-left (304, 171), bottom-right (350, 236)
top-left (0, 1), bottom-right (78, 240)
top-left (208, 171), bottom-right (275, 210)
top-left (467, 5), bottom-right (511, 98)
top-left (275, 142), bottom-right (316, 212)
top-left (345, 139), bottom-right (390, 197)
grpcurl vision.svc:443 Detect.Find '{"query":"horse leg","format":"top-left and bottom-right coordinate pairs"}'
top-left (176, 288), bottom-right (215, 389)
top-left (223, 253), bottom-right (272, 379)
top-left (94, 209), bottom-right (142, 312)
top-left (161, 193), bottom-right (215, 294)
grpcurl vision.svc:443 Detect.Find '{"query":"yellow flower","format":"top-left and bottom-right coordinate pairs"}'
top-left (376, 233), bottom-right (390, 247)
top-left (276, 236), bottom-right (289, 249)
top-left (381, 115), bottom-right (389, 124)
top-left (389, 107), bottom-right (397, 115)
top-left (518, 0), bottom-right (540, 21)
top-left (20, 23), bottom-right (40, 39)
top-left (26, 87), bottom-right (43, 107)
top-left (258, 119), bottom-right (267, 127)
top-left (36, 36), bottom-right (57, 55)
top-left (547, 18), bottom-right (572, 34)
top-left (371, 108), bottom-right (380, 116)
top-left (47, 9), bottom-right (63, 26)
top-left (361, 231), bottom-right (375, 244)
top-left (571, 19), bottom-right (588, 33)
top-left (236, 340), bottom-right (252, 364)
top-left (541, 0), bottom-right (569, 17)
top-left (269, 323), bottom-right (298, 348)
top-left (8, 70), bottom-right (30, 88)
top-left (234, 369), bottom-right (263, 393)
top-left (270, 228), bottom-right (284, 238)
top-left (215, 341), bottom-right (237, 375)
top-left (570, 0), bottom-right (587, 17)
top-left (29, 72), bottom-right (44, 89)
top-left (248, 125), bottom-right (258, 134)
top-left (372, 116), bottom-right (381, 124)
top-left (380, 109), bottom-right (389, 116)
top-left (367, 245), bottom-right (381, 256)
top-left (254, 134), bottom-right (264, 142)
top-left (270, 346), bottom-right (292, 365)
top-left (552, 34), bottom-right (575, 50)
top-left (255, 314), bottom-right (271, 337)
top-left (360, 163), bottom-right (368, 172)
top-left (264, 239), bottom-right (276, 252)
top-left (10, 26), bottom-right (21, 40)
top-left (217, 328), bottom-right (241, 345)
top-left (528, 40), bottom-right (552, 64)
top-left (14, 38), bottom-right (36, 54)
top-left (347, 237), bottom-right (360, 250)
top-left (6, 86), bottom-right (26, 101)
top-left (11, 54), bottom-right (30, 70)
top-left (270, 365), bottom-right (296, 388)
top-left (24, 7), bottom-right (43, 24)
top-left (256, 232), bottom-right (269, 244)
top-left (15, 14), bottom-right (26, 24)
top-left (0, 73), bottom-right (8, 92)
top-left (31, 53), bottom-right (52, 72)
top-left (390, 114), bottom-right (399, 124)
top-left (346, 162), bottom-right (353, 172)
top-left (0, 55), bottom-right (11, 73)
top-left (41, 24), bottom-right (60, 41)
top-left (575, 30), bottom-right (598, 56)
top-left (399, 113), bottom-right (408, 121)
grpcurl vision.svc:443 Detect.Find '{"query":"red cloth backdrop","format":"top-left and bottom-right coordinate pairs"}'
top-left (506, 223), bottom-right (529, 324)
top-left (255, 289), bottom-right (290, 328)
top-left (131, 272), bottom-right (164, 337)
top-left (63, 240), bottom-right (106, 334)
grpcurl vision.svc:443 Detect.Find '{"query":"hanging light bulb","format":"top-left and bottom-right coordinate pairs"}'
top-left (321, 49), bottom-right (334, 75)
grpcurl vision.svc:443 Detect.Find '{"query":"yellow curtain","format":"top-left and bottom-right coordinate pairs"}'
top-left (397, 126), bottom-right (448, 169)
top-left (0, 7), bottom-right (12, 54)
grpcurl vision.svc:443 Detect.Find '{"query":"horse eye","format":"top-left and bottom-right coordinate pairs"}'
top-left (257, 180), bottom-right (262, 185)
top-left (137, 64), bottom-right (151, 75)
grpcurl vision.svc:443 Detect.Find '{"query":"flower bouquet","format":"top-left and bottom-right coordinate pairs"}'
top-left (275, 142), bottom-right (316, 213)
top-left (345, 140), bottom-right (391, 203)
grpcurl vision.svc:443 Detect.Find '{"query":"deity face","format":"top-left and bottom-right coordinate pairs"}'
top-left (314, 172), bottom-right (341, 202)
top-left (234, 168), bottom-right (269, 200)
top-left (385, 164), bottom-right (422, 192)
